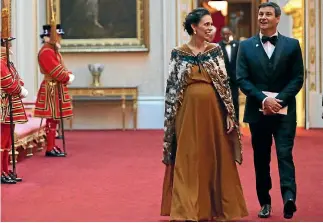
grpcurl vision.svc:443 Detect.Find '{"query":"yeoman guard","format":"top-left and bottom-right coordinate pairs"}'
top-left (1, 5), bottom-right (28, 184)
top-left (34, 4), bottom-right (75, 157)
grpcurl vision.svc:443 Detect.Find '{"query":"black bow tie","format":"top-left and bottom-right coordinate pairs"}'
top-left (261, 35), bottom-right (277, 45)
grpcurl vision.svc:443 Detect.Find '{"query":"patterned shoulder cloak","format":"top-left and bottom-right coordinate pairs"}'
top-left (163, 43), bottom-right (242, 165)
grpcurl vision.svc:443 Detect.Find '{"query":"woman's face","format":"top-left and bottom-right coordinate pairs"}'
top-left (191, 14), bottom-right (214, 42)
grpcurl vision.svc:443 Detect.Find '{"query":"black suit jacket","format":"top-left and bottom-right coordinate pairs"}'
top-left (219, 40), bottom-right (239, 91)
top-left (236, 33), bottom-right (304, 123)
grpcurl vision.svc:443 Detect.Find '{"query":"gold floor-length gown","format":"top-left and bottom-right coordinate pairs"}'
top-left (161, 48), bottom-right (248, 221)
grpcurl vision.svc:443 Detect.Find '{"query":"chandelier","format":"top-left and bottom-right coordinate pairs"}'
top-left (208, 0), bottom-right (228, 16)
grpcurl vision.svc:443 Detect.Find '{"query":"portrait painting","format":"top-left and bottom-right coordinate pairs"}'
top-left (46, 0), bottom-right (149, 52)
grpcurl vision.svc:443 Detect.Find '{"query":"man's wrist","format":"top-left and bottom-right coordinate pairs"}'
top-left (262, 97), bottom-right (268, 110)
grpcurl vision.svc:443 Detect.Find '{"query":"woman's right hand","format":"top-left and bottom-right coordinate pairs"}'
top-left (226, 115), bottom-right (234, 134)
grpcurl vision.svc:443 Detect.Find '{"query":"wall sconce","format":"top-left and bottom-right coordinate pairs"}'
top-left (208, 0), bottom-right (228, 16)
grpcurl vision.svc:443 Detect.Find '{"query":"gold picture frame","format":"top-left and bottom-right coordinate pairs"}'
top-left (46, 0), bottom-right (149, 53)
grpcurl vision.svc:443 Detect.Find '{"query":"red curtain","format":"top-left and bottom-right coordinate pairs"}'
top-left (211, 11), bottom-right (225, 43)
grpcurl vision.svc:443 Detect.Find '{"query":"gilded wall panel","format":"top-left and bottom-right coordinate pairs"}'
top-left (307, 0), bottom-right (317, 91)
top-left (304, 0), bottom-right (323, 128)
top-left (283, 0), bottom-right (305, 126)
top-left (176, 0), bottom-right (194, 46)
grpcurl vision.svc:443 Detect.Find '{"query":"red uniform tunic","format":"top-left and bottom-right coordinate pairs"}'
top-left (34, 44), bottom-right (73, 120)
top-left (1, 52), bottom-right (27, 174)
top-left (0, 52), bottom-right (28, 124)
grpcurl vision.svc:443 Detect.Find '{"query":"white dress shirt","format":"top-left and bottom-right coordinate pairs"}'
top-left (225, 44), bottom-right (232, 62)
top-left (260, 31), bottom-right (279, 108)
top-left (259, 31), bottom-right (278, 59)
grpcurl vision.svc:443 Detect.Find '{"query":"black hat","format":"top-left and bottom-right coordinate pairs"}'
top-left (40, 24), bottom-right (51, 38)
top-left (1, 37), bottom-right (16, 46)
top-left (40, 24), bottom-right (65, 39)
top-left (56, 24), bottom-right (65, 35)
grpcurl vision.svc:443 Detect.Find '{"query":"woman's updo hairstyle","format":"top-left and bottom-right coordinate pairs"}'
top-left (183, 8), bottom-right (210, 35)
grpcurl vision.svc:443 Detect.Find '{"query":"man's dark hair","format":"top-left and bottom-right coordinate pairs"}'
top-left (183, 8), bottom-right (210, 35)
top-left (258, 2), bottom-right (281, 17)
top-left (221, 26), bottom-right (232, 34)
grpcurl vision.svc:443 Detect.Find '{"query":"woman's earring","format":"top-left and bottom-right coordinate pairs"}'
top-left (194, 30), bottom-right (197, 34)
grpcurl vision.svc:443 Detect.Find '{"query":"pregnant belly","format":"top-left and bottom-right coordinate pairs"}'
top-left (185, 82), bottom-right (215, 99)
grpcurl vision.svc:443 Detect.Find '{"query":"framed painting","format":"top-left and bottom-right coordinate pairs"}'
top-left (46, 0), bottom-right (149, 53)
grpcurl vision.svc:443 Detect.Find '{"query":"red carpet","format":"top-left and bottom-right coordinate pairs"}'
top-left (1, 129), bottom-right (323, 222)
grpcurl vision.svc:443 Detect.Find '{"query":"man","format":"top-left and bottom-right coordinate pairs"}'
top-left (40, 24), bottom-right (63, 140)
top-left (236, 2), bottom-right (303, 219)
top-left (34, 22), bottom-right (75, 157)
top-left (1, 34), bottom-right (28, 184)
top-left (218, 26), bottom-right (240, 121)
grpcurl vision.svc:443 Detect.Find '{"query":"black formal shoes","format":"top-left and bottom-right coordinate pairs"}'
top-left (53, 146), bottom-right (66, 156)
top-left (284, 199), bottom-right (297, 219)
top-left (45, 149), bottom-right (66, 157)
top-left (258, 204), bottom-right (271, 218)
top-left (8, 170), bottom-right (22, 182)
top-left (1, 172), bottom-right (16, 184)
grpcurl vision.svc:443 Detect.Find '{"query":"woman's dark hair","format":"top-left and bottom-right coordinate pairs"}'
top-left (183, 8), bottom-right (210, 35)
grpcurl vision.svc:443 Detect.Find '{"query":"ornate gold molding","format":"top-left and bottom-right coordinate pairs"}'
top-left (283, 0), bottom-right (304, 51)
top-left (309, 8), bottom-right (315, 27)
top-left (310, 46), bottom-right (316, 64)
top-left (68, 87), bottom-right (138, 130)
top-left (283, 0), bottom-right (305, 126)
top-left (176, 0), bottom-right (194, 46)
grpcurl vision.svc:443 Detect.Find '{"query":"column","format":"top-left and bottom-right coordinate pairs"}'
top-left (14, 0), bottom-right (39, 101)
top-left (163, 0), bottom-right (177, 91)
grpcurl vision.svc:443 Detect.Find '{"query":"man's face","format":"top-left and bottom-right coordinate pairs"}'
top-left (1, 40), bottom-right (12, 48)
top-left (57, 35), bottom-right (62, 44)
top-left (258, 6), bottom-right (280, 32)
top-left (221, 28), bottom-right (232, 43)
top-left (1, 41), bottom-right (12, 55)
top-left (54, 35), bottom-right (62, 49)
top-left (43, 36), bottom-right (50, 43)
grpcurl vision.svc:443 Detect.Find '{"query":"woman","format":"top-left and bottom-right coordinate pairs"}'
top-left (160, 8), bottom-right (248, 221)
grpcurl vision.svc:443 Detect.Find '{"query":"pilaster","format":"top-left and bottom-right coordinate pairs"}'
top-left (14, 0), bottom-right (39, 101)
top-left (305, 0), bottom-right (323, 128)
top-left (162, 0), bottom-right (177, 92)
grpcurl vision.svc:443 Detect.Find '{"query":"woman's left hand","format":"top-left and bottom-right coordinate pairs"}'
top-left (226, 115), bottom-right (234, 134)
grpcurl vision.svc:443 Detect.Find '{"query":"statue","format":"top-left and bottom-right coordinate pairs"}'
top-left (229, 11), bottom-right (244, 38)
